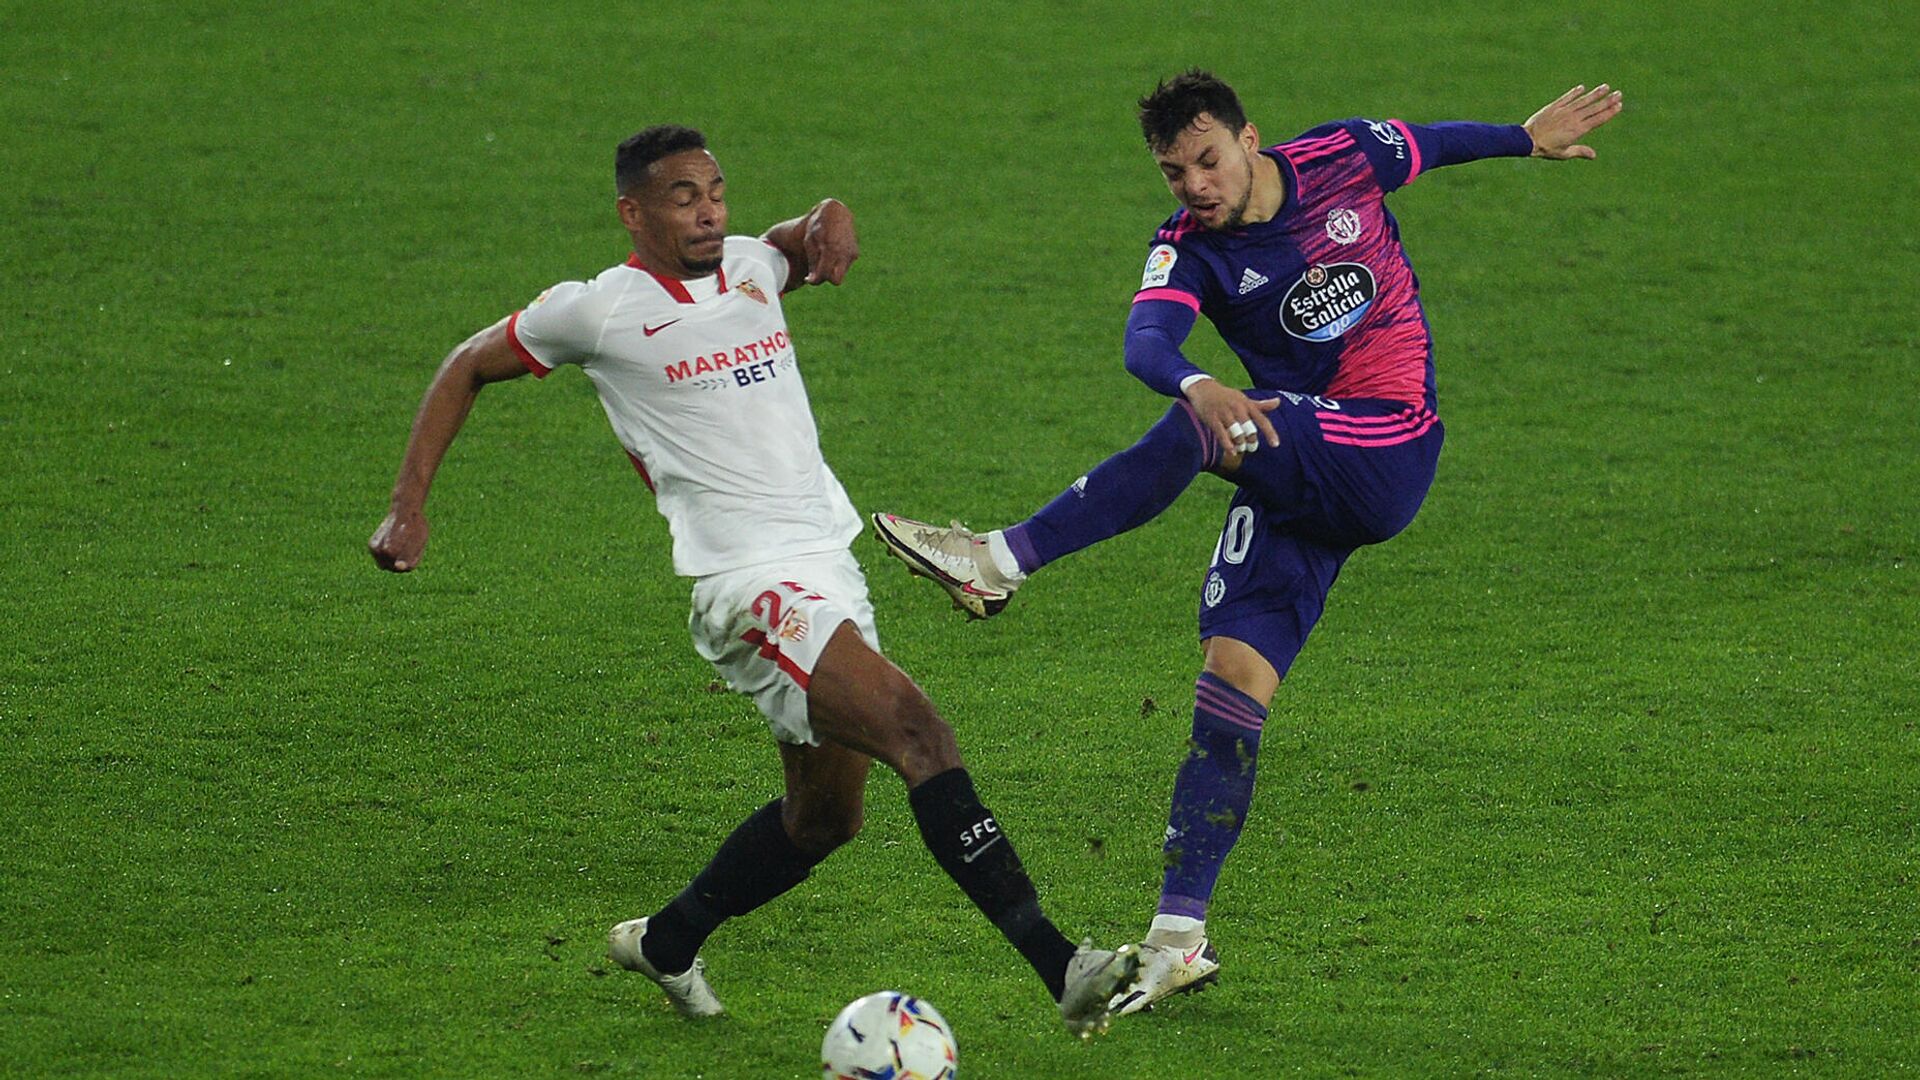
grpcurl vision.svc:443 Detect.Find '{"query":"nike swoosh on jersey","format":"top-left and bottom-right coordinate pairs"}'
top-left (643, 319), bottom-right (682, 337)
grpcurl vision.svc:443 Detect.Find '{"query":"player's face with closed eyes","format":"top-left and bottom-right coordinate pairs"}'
top-left (619, 148), bottom-right (729, 276)
top-left (1154, 113), bottom-right (1258, 231)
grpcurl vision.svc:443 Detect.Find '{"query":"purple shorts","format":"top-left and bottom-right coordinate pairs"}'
top-left (1197, 393), bottom-right (1443, 677)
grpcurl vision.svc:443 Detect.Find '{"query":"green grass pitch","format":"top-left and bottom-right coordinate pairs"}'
top-left (5, 2), bottom-right (1917, 1076)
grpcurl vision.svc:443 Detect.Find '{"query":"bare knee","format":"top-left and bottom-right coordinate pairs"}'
top-left (877, 677), bottom-right (961, 785)
top-left (1202, 636), bottom-right (1280, 705)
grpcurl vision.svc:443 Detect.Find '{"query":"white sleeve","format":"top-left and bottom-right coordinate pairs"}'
top-left (506, 280), bottom-right (598, 377)
top-left (734, 235), bottom-right (792, 295)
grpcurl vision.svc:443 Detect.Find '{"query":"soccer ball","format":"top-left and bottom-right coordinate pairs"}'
top-left (820, 991), bottom-right (958, 1080)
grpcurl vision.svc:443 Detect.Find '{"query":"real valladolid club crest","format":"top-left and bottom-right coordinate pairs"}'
top-left (736, 279), bottom-right (768, 305)
top-left (1325, 207), bottom-right (1363, 245)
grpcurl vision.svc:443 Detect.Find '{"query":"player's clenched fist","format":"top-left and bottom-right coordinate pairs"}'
top-left (802, 199), bottom-right (858, 285)
top-left (368, 508), bottom-right (428, 572)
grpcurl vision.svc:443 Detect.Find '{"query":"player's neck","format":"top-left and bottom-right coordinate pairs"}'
top-left (1239, 153), bottom-right (1286, 226)
top-left (629, 240), bottom-right (716, 282)
top-left (634, 259), bottom-right (714, 282)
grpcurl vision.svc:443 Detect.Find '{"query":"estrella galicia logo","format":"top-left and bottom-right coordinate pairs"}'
top-left (1280, 262), bottom-right (1376, 341)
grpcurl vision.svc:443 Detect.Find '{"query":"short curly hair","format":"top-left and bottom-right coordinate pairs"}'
top-left (1138, 69), bottom-right (1248, 152)
top-left (615, 125), bottom-right (708, 195)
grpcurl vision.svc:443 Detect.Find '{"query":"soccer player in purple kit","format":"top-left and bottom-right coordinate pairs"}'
top-left (874, 71), bottom-right (1622, 1014)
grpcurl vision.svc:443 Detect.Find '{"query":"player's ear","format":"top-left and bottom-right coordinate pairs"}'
top-left (1240, 122), bottom-right (1261, 153)
top-left (616, 194), bottom-right (645, 232)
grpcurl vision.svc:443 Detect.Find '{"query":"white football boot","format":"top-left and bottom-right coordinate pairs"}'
top-left (871, 513), bottom-right (1020, 619)
top-left (1058, 940), bottom-right (1142, 1038)
top-left (1109, 938), bottom-right (1220, 1015)
top-left (607, 917), bottom-right (725, 1018)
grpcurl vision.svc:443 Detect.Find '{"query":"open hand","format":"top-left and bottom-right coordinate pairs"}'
top-left (1525, 84), bottom-right (1623, 160)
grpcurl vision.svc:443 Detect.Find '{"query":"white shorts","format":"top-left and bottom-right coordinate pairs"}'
top-left (687, 549), bottom-right (881, 745)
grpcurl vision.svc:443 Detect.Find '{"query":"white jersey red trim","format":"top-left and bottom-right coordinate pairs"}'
top-left (508, 236), bottom-right (861, 576)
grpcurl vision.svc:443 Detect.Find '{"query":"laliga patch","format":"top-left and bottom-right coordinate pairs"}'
top-left (527, 287), bottom-right (554, 309)
top-left (1141, 244), bottom-right (1178, 289)
top-left (1280, 263), bottom-right (1377, 342)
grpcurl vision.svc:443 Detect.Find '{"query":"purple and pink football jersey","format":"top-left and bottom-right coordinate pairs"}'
top-left (1128, 118), bottom-right (1533, 408)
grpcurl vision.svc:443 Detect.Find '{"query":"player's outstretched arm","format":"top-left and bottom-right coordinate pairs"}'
top-left (368, 319), bottom-right (530, 572)
top-left (762, 198), bottom-right (858, 287)
top-left (1524, 84), bottom-right (1623, 160)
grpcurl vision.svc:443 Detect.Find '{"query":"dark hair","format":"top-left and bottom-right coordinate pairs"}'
top-left (1138, 69), bottom-right (1248, 151)
top-left (615, 125), bottom-right (708, 194)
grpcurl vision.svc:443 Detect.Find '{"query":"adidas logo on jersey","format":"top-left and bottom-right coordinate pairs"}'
top-left (1237, 268), bottom-right (1270, 295)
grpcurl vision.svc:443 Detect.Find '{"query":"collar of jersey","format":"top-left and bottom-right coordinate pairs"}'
top-left (1263, 147), bottom-right (1298, 218)
top-left (625, 253), bottom-right (728, 304)
top-left (1231, 147), bottom-right (1297, 235)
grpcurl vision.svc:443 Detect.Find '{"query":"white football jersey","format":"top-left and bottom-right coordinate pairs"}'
top-left (507, 236), bottom-right (862, 577)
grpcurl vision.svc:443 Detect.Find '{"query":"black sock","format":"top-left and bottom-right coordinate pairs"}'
top-left (641, 798), bottom-right (825, 975)
top-left (908, 767), bottom-right (1078, 1000)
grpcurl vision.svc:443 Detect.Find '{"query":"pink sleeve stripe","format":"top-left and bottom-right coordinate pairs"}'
top-left (1134, 288), bottom-right (1200, 312)
top-left (1286, 131), bottom-right (1353, 159)
top-left (505, 311), bottom-right (552, 378)
top-left (1280, 130), bottom-right (1356, 168)
top-left (1390, 119), bottom-right (1423, 185)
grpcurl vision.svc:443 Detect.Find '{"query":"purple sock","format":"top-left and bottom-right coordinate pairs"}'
top-left (1159, 672), bottom-right (1266, 921)
top-left (1002, 400), bottom-right (1219, 574)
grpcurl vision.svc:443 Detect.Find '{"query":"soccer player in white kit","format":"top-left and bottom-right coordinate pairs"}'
top-left (367, 126), bottom-right (1138, 1037)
